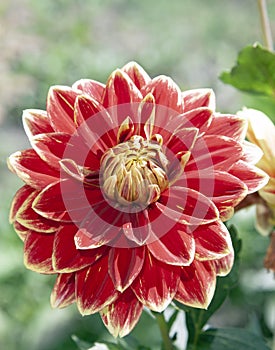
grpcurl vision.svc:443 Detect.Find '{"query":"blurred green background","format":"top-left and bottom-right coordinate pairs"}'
top-left (1, 0), bottom-right (275, 349)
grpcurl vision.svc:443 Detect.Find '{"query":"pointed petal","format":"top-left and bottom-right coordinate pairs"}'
top-left (13, 221), bottom-right (29, 241)
top-left (186, 135), bottom-right (243, 171)
top-left (100, 289), bottom-right (143, 338)
top-left (182, 88), bottom-right (215, 112)
top-left (24, 232), bottom-right (55, 273)
top-left (16, 190), bottom-right (59, 233)
top-left (193, 221), bottom-right (232, 260)
top-left (47, 86), bottom-right (80, 134)
top-left (166, 127), bottom-right (198, 154)
top-left (117, 116), bottom-right (135, 143)
top-left (76, 256), bottom-right (118, 314)
top-left (31, 132), bottom-right (70, 169)
top-left (122, 210), bottom-right (152, 246)
top-left (212, 249), bottom-right (234, 276)
top-left (9, 185), bottom-right (34, 223)
top-left (72, 79), bottom-right (105, 102)
top-left (108, 247), bottom-right (145, 292)
top-left (53, 225), bottom-right (108, 272)
top-left (207, 114), bottom-right (247, 142)
top-left (148, 228), bottom-right (195, 266)
top-left (8, 149), bottom-right (59, 189)
top-left (131, 251), bottom-right (180, 312)
top-left (242, 140), bottom-right (264, 164)
top-left (229, 160), bottom-right (269, 194)
top-left (51, 273), bottom-right (76, 308)
top-left (175, 260), bottom-right (216, 309)
top-left (121, 61), bottom-right (151, 90)
top-left (23, 109), bottom-right (54, 138)
top-left (157, 186), bottom-right (219, 226)
top-left (142, 75), bottom-right (183, 114)
top-left (103, 69), bottom-right (143, 107)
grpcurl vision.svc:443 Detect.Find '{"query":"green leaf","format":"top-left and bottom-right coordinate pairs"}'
top-left (179, 226), bottom-right (241, 344)
top-left (220, 43), bottom-right (275, 97)
top-left (192, 328), bottom-right (270, 350)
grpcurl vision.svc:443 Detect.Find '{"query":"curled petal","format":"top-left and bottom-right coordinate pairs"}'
top-left (121, 61), bottom-right (151, 90)
top-left (51, 273), bottom-right (76, 308)
top-left (100, 289), bottom-right (143, 338)
top-left (47, 86), bottom-right (80, 134)
top-left (132, 251), bottom-right (180, 312)
top-left (9, 185), bottom-right (34, 223)
top-left (23, 109), bottom-right (54, 138)
top-left (72, 79), bottom-right (105, 102)
top-left (76, 255), bottom-right (118, 315)
top-left (212, 249), bottom-right (234, 276)
top-left (8, 149), bottom-right (59, 189)
top-left (103, 69), bottom-right (143, 107)
top-left (182, 88), bottom-right (215, 112)
top-left (175, 260), bottom-right (216, 309)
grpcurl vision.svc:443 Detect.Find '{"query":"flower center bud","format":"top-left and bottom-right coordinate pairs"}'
top-left (100, 135), bottom-right (169, 207)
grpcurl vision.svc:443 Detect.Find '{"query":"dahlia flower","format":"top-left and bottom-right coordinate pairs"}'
top-left (8, 62), bottom-right (268, 337)
top-left (238, 108), bottom-right (275, 236)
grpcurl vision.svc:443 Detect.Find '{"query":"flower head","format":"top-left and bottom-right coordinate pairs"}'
top-left (8, 62), bottom-right (268, 337)
top-left (238, 108), bottom-right (275, 236)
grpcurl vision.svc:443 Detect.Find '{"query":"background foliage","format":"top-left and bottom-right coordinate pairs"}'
top-left (1, 0), bottom-right (275, 349)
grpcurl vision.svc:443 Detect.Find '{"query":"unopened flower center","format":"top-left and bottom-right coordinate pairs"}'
top-left (100, 135), bottom-right (169, 206)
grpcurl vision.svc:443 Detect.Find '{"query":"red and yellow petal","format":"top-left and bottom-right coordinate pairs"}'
top-left (23, 109), bottom-right (54, 138)
top-left (24, 231), bottom-right (55, 274)
top-left (131, 251), bottom-right (180, 312)
top-left (53, 224), bottom-right (108, 272)
top-left (47, 86), bottom-right (80, 134)
top-left (121, 61), bottom-right (151, 90)
top-left (193, 221), bottom-right (232, 260)
top-left (108, 246), bottom-right (145, 292)
top-left (72, 79), bottom-right (105, 102)
top-left (9, 185), bottom-right (34, 223)
top-left (182, 88), bottom-right (215, 112)
top-left (207, 114), bottom-right (247, 142)
top-left (212, 249), bottom-right (234, 277)
top-left (51, 273), bottom-right (76, 308)
top-left (148, 227), bottom-right (195, 266)
top-left (175, 260), bottom-right (216, 309)
top-left (100, 288), bottom-right (143, 338)
top-left (8, 149), bottom-right (59, 189)
top-left (76, 255), bottom-right (118, 315)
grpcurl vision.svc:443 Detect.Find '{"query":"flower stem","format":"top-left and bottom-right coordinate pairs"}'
top-left (154, 312), bottom-right (174, 350)
top-left (257, 0), bottom-right (274, 51)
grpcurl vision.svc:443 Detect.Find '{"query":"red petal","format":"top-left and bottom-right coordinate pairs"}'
top-left (182, 88), bottom-right (215, 112)
top-left (51, 273), bottom-right (76, 308)
top-left (24, 232), bottom-right (55, 273)
top-left (47, 86), bottom-right (80, 134)
top-left (100, 288), bottom-right (143, 338)
top-left (148, 227), bottom-right (195, 266)
top-left (103, 69), bottom-right (142, 107)
top-left (193, 221), bottom-right (232, 260)
top-left (121, 61), bottom-right (151, 90)
top-left (108, 247), bottom-right (145, 292)
top-left (212, 249), bottom-right (234, 276)
top-left (9, 185), bottom-right (34, 223)
top-left (23, 109), bottom-right (54, 138)
top-left (131, 251), bottom-right (180, 311)
top-left (53, 224), bottom-right (108, 272)
top-left (31, 132), bottom-right (70, 169)
top-left (230, 161), bottom-right (269, 194)
top-left (207, 114), bottom-right (247, 142)
top-left (122, 210), bottom-right (152, 245)
top-left (175, 260), bottom-right (216, 309)
top-left (8, 149), bottom-right (59, 189)
top-left (157, 186), bottom-right (219, 226)
top-left (13, 221), bottom-right (29, 241)
top-left (166, 127), bottom-right (198, 154)
top-left (186, 135), bottom-right (243, 172)
top-left (142, 75), bottom-right (183, 114)
top-left (76, 255), bottom-right (118, 314)
top-left (16, 190), bottom-right (59, 233)
top-left (72, 79), bottom-right (105, 102)
top-left (33, 179), bottom-right (94, 222)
